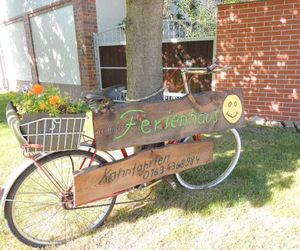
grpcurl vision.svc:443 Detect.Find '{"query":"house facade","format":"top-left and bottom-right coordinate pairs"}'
top-left (0, 0), bottom-right (298, 122)
top-left (0, 0), bottom-right (98, 96)
top-left (0, 0), bottom-right (216, 94)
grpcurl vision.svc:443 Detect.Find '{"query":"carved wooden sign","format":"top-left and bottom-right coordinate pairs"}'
top-left (74, 140), bottom-right (213, 206)
top-left (93, 89), bottom-right (244, 151)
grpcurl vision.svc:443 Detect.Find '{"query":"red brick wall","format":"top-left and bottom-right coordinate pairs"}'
top-left (216, 0), bottom-right (300, 122)
top-left (73, 0), bottom-right (98, 91)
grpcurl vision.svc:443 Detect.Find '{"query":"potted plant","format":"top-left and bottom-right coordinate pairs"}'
top-left (8, 84), bottom-right (89, 153)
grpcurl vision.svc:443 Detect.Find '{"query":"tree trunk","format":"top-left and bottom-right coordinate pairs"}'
top-left (125, 0), bottom-right (163, 100)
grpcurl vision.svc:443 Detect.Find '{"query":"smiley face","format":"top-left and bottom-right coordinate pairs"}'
top-left (223, 94), bottom-right (242, 124)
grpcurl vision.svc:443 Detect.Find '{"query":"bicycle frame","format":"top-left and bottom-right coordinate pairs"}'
top-left (164, 64), bottom-right (208, 95)
top-left (70, 66), bottom-right (211, 206)
top-left (69, 65), bottom-right (209, 204)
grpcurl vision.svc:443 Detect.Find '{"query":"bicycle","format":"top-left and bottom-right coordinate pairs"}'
top-left (1, 62), bottom-right (242, 248)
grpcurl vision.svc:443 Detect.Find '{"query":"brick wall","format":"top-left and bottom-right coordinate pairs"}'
top-left (73, 0), bottom-right (98, 91)
top-left (217, 0), bottom-right (300, 122)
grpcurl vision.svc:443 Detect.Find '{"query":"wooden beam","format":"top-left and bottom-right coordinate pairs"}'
top-left (74, 140), bottom-right (213, 206)
top-left (23, 15), bottom-right (39, 83)
top-left (93, 89), bottom-right (245, 151)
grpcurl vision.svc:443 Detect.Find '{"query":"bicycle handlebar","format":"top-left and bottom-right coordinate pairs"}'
top-left (177, 53), bottom-right (231, 75)
top-left (183, 66), bottom-right (233, 75)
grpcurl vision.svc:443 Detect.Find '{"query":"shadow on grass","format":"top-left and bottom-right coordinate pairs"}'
top-left (107, 125), bottom-right (300, 224)
top-left (1, 93), bottom-right (299, 238)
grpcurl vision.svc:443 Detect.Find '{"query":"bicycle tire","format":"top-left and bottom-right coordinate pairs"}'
top-left (4, 150), bottom-right (116, 248)
top-left (176, 128), bottom-right (241, 190)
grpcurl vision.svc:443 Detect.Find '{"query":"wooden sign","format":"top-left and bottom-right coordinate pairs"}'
top-left (93, 89), bottom-right (245, 151)
top-left (74, 140), bottom-right (213, 206)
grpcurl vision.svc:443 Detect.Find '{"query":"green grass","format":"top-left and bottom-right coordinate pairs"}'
top-left (0, 94), bottom-right (24, 185)
top-left (0, 93), bottom-right (299, 249)
top-left (0, 94), bottom-right (26, 250)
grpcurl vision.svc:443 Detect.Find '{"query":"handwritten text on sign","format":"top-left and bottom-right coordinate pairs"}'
top-left (74, 140), bottom-right (213, 206)
top-left (93, 89), bottom-right (244, 151)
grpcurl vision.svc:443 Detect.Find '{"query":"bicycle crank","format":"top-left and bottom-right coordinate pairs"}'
top-left (127, 179), bottom-right (162, 200)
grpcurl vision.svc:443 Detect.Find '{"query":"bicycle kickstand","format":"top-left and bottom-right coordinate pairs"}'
top-left (163, 175), bottom-right (177, 190)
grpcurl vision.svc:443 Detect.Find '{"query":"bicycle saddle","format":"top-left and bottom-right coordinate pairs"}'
top-left (84, 84), bottom-right (126, 101)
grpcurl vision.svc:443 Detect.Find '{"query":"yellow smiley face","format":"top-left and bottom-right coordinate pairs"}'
top-left (223, 95), bottom-right (242, 124)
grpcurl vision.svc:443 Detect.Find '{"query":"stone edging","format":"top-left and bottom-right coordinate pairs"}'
top-left (247, 116), bottom-right (300, 133)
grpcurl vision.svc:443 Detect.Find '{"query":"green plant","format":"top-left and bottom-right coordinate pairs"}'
top-left (10, 84), bottom-right (89, 117)
top-left (163, 0), bottom-right (243, 37)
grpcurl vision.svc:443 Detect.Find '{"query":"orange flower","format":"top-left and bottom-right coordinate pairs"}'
top-left (31, 84), bottom-right (44, 95)
top-left (49, 95), bottom-right (60, 105)
top-left (39, 102), bottom-right (47, 110)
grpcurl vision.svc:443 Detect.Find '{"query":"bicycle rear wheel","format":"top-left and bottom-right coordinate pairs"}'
top-left (4, 150), bottom-right (116, 248)
top-left (176, 129), bottom-right (241, 190)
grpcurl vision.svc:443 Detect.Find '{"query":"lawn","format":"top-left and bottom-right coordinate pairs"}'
top-left (0, 92), bottom-right (299, 249)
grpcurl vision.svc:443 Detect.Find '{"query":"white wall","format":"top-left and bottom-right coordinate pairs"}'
top-left (0, 1), bottom-right (81, 91)
top-left (96, 0), bottom-right (126, 32)
top-left (0, 50), bottom-right (5, 91)
top-left (0, 0), bottom-right (57, 21)
top-left (0, 21), bottom-right (32, 90)
top-left (31, 5), bottom-right (80, 85)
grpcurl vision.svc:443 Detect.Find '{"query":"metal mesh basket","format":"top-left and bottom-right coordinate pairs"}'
top-left (19, 115), bottom-right (86, 153)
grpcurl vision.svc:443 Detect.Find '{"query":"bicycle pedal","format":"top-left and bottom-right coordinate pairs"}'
top-left (127, 184), bottom-right (151, 200)
top-left (163, 176), bottom-right (177, 190)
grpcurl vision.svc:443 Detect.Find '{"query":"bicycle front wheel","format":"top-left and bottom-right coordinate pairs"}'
top-left (176, 128), bottom-right (241, 190)
top-left (4, 150), bottom-right (116, 248)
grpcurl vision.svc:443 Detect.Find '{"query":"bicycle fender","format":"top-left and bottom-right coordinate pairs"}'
top-left (0, 154), bottom-right (46, 218)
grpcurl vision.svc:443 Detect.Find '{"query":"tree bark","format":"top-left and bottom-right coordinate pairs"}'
top-left (125, 0), bottom-right (163, 100)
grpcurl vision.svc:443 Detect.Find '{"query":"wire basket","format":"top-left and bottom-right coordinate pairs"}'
top-left (19, 115), bottom-right (86, 153)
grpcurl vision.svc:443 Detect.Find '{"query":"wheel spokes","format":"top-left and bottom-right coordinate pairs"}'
top-left (9, 152), bottom-right (115, 246)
